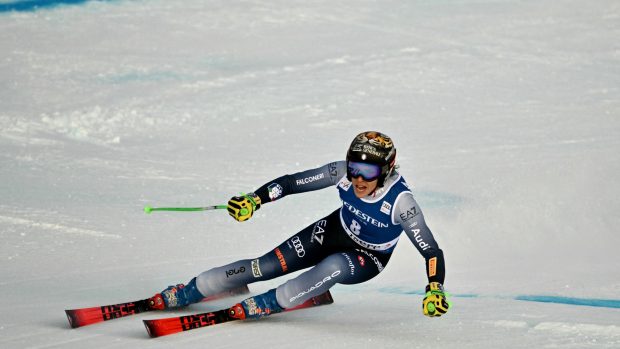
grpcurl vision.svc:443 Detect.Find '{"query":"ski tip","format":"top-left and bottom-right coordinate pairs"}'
top-left (143, 320), bottom-right (157, 338)
top-left (65, 309), bottom-right (78, 328)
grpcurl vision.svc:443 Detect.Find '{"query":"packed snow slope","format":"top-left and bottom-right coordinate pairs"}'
top-left (1, 0), bottom-right (619, 348)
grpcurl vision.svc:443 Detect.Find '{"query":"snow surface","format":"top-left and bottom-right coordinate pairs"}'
top-left (1, 0), bottom-right (619, 347)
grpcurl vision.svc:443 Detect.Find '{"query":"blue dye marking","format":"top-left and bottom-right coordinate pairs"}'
top-left (379, 287), bottom-right (620, 309)
top-left (0, 0), bottom-right (108, 12)
top-left (514, 295), bottom-right (620, 309)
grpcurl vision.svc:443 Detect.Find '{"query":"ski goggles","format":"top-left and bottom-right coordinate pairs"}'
top-left (347, 161), bottom-right (382, 181)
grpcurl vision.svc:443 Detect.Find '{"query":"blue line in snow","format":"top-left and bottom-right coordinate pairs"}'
top-left (514, 295), bottom-right (620, 309)
top-left (378, 287), bottom-right (620, 309)
top-left (0, 0), bottom-right (106, 12)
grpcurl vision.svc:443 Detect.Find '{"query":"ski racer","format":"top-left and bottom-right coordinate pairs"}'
top-left (149, 131), bottom-right (450, 319)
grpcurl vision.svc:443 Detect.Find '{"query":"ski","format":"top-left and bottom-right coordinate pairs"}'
top-left (143, 291), bottom-right (334, 338)
top-left (65, 285), bottom-right (250, 328)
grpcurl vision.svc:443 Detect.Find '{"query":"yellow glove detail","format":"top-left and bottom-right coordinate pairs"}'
top-left (422, 282), bottom-right (450, 317)
top-left (227, 193), bottom-right (261, 222)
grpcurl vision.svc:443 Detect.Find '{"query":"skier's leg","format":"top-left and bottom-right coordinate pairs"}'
top-left (156, 211), bottom-right (340, 309)
top-left (194, 232), bottom-right (327, 297)
top-left (230, 248), bottom-right (390, 319)
top-left (275, 249), bottom-right (391, 309)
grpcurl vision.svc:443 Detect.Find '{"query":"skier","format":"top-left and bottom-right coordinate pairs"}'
top-left (149, 131), bottom-right (450, 319)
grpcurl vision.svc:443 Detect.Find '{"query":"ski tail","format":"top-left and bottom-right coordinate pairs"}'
top-left (65, 285), bottom-right (250, 328)
top-left (144, 290), bottom-right (334, 338)
top-left (66, 299), bottom-right (151, 328)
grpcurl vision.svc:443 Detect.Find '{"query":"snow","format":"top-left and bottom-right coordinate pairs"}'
top-left (1, 0), bottom-right (619, 347)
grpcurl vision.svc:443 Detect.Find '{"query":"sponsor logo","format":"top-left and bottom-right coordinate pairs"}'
top-left (291, 236), bottom-right (305, 258)
top-left (343, 202), bottom-right (389, 228)
top-left (268, 183), bottom-right (283, 201)
top-left (428, 257), bottom-right (437, 277)
top-left (296, 173), bottom-right (324, 186)
top-left (251, 259), bottom-right (262, 278)
top-left (226, 266), bottom-right (245, 278)
top-left (358, 255), bottom-right (366, 267)
top-left (338, 177), bottom-right (352, 190)
top-left (244, 297), bottom-right (260, 316)
top-left (311, 219), bottom-right (327, 244)
top-left (275, 248), bottom-right (288, 272)
top-left (289, 270), bottom-right (341, 303)
top-left (328, 162), bottom-right (339, 177)
top-left (342, 253), bottom-right (355, 275)
top-left (351, 144), bottom-right (386, 158)
top-left (101, 303), bottom-right (139, 320)
top-left (380, 201), bottom-right (392, 215)
top-left (412, 229), bottom-right (431, 251)
top-left (179, 313), bottom-right (216, 330)
top-left (400, 205), bottom-right (420, 221)
top-left (356, 249), bottom-right (384, 272)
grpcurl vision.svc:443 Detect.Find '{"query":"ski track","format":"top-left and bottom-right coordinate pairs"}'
top-left (0, 214), bottom-right (121, 239)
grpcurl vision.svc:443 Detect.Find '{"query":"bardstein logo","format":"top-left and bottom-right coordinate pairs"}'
top-left (343, 202), bottom-right (388, 228)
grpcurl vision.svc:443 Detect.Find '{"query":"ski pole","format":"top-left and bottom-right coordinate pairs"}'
top-left (144, 205), bottom-right (228, 214)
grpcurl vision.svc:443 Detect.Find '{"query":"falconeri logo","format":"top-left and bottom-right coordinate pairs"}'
top-left (296, 173), bottom-right (324, 186)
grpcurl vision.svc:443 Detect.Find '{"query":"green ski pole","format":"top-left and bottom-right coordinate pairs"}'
top-left (144, 205), bottom-right (230, 214)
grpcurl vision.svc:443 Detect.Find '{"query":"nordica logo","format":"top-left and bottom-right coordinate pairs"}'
top-left (343, 202), bottom-right (388, 228)
top-left (289, 270), bottom-right (340, 303)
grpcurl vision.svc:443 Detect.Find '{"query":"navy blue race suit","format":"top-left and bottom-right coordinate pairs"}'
top-left (194, 161), bottom-right (445, 308)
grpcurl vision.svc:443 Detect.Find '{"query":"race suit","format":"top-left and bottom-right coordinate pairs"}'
top-left (194, 161), bottom-right (446, 308)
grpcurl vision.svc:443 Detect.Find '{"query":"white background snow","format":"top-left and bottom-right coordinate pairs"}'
top-left (1, 0), bottom-right (619, 347)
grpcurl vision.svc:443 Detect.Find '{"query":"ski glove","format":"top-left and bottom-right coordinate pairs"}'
top-left (422, 282), bottom-right (450, 317)
top-left (227, 193), bottom-right (261, 222)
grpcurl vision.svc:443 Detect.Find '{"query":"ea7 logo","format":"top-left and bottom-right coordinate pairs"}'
top-left (400, 205), bottom-right (419, 221)
top-left (311, 220), bottom-right (327, 245)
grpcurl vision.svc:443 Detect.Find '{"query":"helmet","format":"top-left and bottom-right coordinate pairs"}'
top-left (346, 131), bottom-right (397, 187)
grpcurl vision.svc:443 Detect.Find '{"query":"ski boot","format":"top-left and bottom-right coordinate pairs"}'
top-left (229, 288), bottom-right (283, 320)
top-left (148, 277), bottom-right (205, 310)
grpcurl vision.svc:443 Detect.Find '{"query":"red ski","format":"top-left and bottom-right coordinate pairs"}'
top-left (65, 285), bottom-right (249, 328)
top-left (144, 291), bottom-right (334, 338)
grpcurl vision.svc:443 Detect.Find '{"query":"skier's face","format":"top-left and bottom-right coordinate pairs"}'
top-left (351, 176), bottom-right (378, 198)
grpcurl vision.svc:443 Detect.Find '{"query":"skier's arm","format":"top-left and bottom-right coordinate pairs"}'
top-left (227, 161), bottom-right (346, 222)
top-left (394, 192), bottom-right (446, 284)
top-left (253, 161), bottom-right (346, 204)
